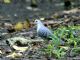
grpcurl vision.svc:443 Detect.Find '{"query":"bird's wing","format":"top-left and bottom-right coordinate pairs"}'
top-left (37, 27), bottom-right (52, 38)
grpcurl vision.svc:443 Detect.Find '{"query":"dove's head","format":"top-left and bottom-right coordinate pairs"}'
top-left (35, 19), bottom-right (44, 28)
top-left (35, 19), bottom-right (43, 25)
top-left (35, 19), bottom-right (41, 23)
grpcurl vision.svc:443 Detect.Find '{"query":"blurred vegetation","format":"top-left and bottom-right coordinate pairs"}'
top-left (42, 25), bottom-right (80, 58)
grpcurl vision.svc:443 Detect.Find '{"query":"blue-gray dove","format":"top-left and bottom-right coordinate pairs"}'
top-left (35, 19), bottom-right (53, 39)
top-left (35, 19), bottom-right (65, 45)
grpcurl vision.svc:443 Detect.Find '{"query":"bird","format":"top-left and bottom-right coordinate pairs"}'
top-left (35, 19), bottom-right (65, 46)
top-left (35, 19), bottom-right (53, 39)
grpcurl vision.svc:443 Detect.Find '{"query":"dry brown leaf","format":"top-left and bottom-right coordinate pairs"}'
top-left (0, 50), bottom-right (2, 54)
top-left (40, 17), bottom-right (45, 20)
top-left (12, 45), bottom-right (28, 52)
top-left (6, 52), bottom-right (22, 58)
top-left (63, 8), bottom-right (79, 14)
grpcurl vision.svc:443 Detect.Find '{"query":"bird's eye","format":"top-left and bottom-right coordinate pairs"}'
top-left (35, 20), bottom-right (38, 22)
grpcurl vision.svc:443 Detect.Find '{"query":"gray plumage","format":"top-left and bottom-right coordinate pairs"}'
top-left (35, 19), bottom-right (53, 39)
